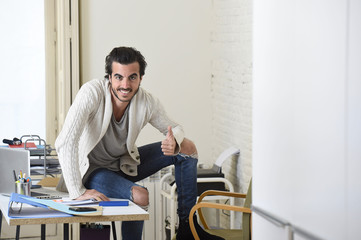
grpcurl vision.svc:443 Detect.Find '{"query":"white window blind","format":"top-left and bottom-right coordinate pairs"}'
top-left (0, 0), bottom-right (46, 140)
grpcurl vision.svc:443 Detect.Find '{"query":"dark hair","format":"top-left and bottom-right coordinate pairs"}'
top-left (105, 46), bottom-right (147, 79)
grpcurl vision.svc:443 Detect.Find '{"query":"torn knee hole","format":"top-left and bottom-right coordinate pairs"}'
top-left (131, 186), bottom-right (149, 206)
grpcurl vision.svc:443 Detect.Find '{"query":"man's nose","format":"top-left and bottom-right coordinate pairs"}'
top-left (121, 79), bottom-right (131, 88)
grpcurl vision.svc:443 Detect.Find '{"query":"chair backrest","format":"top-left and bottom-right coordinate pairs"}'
top-left (242, 178), bottom-right (252, 240)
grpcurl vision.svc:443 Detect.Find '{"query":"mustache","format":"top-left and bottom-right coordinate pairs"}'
top-left (116, 88), bottom-right (132, 92)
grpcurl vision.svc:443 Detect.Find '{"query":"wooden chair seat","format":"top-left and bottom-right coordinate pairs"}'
top-left (206, 229), bottom-right (243, 240)
top-left (188, 179), bottom-right (252, 240)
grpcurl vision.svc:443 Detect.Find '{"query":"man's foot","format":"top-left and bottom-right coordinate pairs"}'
top-left (176, 215), bottom-right (224, 240)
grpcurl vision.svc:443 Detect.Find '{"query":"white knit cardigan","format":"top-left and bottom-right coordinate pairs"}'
top-left (55, 79), bottom-right (184, 199)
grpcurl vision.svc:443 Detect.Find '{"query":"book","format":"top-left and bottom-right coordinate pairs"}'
top-left (9, 143), bottom-right (37, 149)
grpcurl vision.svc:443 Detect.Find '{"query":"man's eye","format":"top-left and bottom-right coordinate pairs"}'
top-left (115, 76), bottom-right (121, 80)
top-left (130, 76), bottom-right (137, 80)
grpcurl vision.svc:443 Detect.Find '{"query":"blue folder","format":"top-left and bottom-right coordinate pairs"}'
top-left (99, 200), bottom-right (129, 206)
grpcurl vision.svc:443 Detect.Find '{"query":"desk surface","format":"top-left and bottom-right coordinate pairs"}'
top-left (0, 194), bottom-right (149, 226)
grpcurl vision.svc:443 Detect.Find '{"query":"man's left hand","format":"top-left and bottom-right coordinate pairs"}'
top-left (161, 126), bottom-right (176, 156)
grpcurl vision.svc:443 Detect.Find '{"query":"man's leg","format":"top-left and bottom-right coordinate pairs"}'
top-left (85, 168), bottom-right (147, 240)
top-left (135, 139), bottom-right (199, 221)
top-left (173, 138), bottom-right (198, 219)
top-left (173, 153), bottom-right (198, 219)
top-left (175, 139), bottom-right (224, 240)
top-left (134, 141), bottom-right (224, 240)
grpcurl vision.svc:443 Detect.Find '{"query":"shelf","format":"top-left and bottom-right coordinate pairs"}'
top-left (20, 135), bottom-right (61, 177)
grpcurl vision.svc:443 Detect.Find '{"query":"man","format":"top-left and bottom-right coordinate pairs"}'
top-left (55, 46), bottom-right (223, 240)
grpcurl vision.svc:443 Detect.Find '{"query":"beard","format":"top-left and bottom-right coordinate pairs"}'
top-left (111, 85), bottom-right (140, 103)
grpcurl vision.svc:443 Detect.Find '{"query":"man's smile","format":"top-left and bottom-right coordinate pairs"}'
top-left (119, 88), bottom-right (132, 94)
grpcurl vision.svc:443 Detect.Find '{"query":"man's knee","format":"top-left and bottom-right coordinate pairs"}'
top-left (180, 138), bottom-right (198, 156)
top-left (131, 186), bottom-right (149, 206)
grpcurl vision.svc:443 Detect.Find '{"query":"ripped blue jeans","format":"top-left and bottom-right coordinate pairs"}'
top-left (84, 142), bottom-right (198, 240)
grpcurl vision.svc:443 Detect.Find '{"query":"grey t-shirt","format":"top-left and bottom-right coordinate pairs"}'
top-left (83, 107), bottom-right (133, 183)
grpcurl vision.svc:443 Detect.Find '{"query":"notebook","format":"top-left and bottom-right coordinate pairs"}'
top-left (0, 148), bottom-right (62, 199)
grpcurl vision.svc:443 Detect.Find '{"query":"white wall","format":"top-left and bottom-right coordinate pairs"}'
top-left (79, 0), bottom-right (254, 233)
top-left (346, 0), bottom-right (361, 237)
top-left (253, 0), bottom-right (361, 239)
top-left (210, 0), bottom-right (253, 228)
top-left (79, 0), bottom-right (212, 162)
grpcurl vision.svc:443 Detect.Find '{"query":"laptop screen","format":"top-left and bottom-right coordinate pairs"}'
top-left (0, 148), bottom-right (30, 194)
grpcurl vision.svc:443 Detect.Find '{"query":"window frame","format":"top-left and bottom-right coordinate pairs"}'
top-left (46, 0), bottom-right (80, 146)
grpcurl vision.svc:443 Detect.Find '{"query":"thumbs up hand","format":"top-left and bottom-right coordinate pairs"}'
top-left (161, 126), bottom-right (176, 156)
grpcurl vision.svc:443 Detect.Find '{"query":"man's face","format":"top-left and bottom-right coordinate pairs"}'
top-left (109, 61), bottom-right (142, 103)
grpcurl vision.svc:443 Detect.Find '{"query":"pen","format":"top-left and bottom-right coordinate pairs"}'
top-left (20, 170), bottom-right (23, 178)
top-left (13, 170), bottom-right (17, 181)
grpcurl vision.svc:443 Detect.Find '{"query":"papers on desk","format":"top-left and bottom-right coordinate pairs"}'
top-left (55, 198), bottom-right (129, 206)
top-left (9, 204), bottom-right (71, 218)
top-left (8, 193), bottom-right (103, 218)
top-left (7, 193), bottom-right (130, 219)
top-left (54, 198), bottom-right (100, 206)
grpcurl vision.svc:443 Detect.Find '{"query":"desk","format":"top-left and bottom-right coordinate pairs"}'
top-left (0, 194), bottom-right (149, 240)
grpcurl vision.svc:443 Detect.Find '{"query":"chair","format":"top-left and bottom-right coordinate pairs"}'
top-left (189, 179), bottom-right (252, 240)
top-left (160, 147), bottom-right (240, 239)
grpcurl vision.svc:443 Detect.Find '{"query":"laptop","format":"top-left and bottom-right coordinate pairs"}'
top-left (0, 147), bottom-right (62, 199)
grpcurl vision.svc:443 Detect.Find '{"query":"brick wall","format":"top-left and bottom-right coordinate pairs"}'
top-left (210, 0), bottom-right (253, 228)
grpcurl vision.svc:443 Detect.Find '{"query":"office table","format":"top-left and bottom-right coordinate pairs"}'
top-left (0, 194), bottom-right (149, 240)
